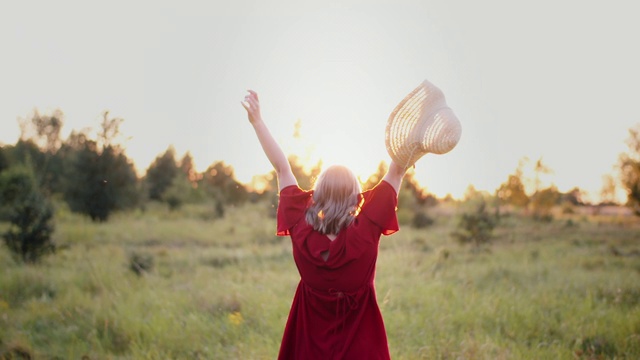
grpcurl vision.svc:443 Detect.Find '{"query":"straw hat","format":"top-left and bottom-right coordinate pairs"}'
top-left (385, 79), bottom-right (462, 170)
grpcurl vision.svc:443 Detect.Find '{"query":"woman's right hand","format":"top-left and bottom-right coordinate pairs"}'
top-left (241, 90), bottom-right (262, 124)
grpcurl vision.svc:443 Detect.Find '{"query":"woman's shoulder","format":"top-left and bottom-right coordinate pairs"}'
top-left (280, 185), bottom-right (312, 196)
top-left (277, 186), bottom-right (313, 236)
top-left (356, 180), bottom-right (399, 234)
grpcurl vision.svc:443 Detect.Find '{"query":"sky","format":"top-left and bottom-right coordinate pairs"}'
top-left (1, 0), bottom-right (638, 202)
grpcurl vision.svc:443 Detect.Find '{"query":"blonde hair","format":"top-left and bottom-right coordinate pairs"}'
top-left (305, 165), bottom-right (362, 235)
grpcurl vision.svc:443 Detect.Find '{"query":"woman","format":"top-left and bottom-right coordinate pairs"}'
top-left (242, 90), bottom-right (407, 359)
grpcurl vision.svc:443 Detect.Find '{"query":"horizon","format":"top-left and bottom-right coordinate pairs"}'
top-left (0, 115), bottom-right (630, 203)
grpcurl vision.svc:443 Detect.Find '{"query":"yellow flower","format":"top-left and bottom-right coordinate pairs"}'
top-left (228, 311), bottom-right (243, 326)
top-left (0, 300), bottom-right (9, 310)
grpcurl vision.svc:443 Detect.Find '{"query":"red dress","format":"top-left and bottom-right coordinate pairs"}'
top-left (276, 180), bottom-right (399, 360)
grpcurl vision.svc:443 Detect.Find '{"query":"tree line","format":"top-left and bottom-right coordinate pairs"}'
top-left (1, 108), bottom-right (640, 262)
top-left (0, 109), bottom-right (445, 222)
top-left (0, 110), bottom-right (262, 221)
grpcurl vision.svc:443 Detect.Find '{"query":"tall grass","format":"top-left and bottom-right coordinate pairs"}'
top-left (1, 202), bottom-right (639, 359)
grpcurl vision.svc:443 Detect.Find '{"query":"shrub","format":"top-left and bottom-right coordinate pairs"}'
top-left (61, 134), bottom-right (139, 222)
top-left (530, 186), bottom-right (560, 222)
top-left (162, 173), bottom-right (193, 212)
top-left (412, 210), bottom-right (434, 228)
top-left (0, 166), bottom-right (55, 263)
top-left (451, 201), bottom-right (497, 247)
top-left (214, 200), bottom-right (225, 218)
top-left (576, 336), bottom-right (617, 358)
top-left (1, 344), bottom-right (35, 360)
top-left (129, 251), bottom-right (154, 276)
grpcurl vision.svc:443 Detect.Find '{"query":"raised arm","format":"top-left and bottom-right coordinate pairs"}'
top-left (241, 90), bottom-right (297, 191)
top-left (382, 160), bottom-right (406, 195)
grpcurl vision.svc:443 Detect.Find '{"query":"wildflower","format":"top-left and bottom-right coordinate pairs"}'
top-left (228, 311), bottom-right (243, 326)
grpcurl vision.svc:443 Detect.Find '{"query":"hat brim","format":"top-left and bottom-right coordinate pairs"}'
top-left (385, 80), bottom-right (461, 169)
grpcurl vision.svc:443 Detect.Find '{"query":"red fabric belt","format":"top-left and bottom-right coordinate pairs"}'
top-left (301, 283), bottom-right (362, 326)
top-left (302, 282), bottom-right (364, 359)
top-left (328, 288), bottom-right (359, 335)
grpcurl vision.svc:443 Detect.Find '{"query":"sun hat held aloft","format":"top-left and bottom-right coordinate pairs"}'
top-left (385, 79), bottom-right (462, 170)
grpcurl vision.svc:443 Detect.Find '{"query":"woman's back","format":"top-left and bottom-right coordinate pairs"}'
top-left (276, 180), bottom-right (399, 359)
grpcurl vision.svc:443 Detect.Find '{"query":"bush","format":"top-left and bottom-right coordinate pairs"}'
top-left (412, 210), bottom-right (434, 228)
top-left (62, 138), bottom-right (139, 222)
top-left (530, 186), bottom-right (560, 222)
top-left (0, 166), bottom-right (55, 263)
top-left (1, 344), bottom-right (35, 360)
top-left (162, 172), bottom-right (193, 211)
top-left (451, 201), bottom-right (497, 247)
top-left (129, 251), bottom-right (154, 276)
top-left (576, 336), bottom-right (617, 358)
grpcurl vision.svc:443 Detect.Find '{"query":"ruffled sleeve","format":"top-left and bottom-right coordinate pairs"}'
top-left (359, 180), bottom-right (399, 235)
top-left (276, 185), bottom-right (313, 236)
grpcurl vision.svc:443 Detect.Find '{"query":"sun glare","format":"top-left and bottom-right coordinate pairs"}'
top-left (249, 174), bottom-right (271, 194)
top-left (284, 117), bottom-right (386, 190)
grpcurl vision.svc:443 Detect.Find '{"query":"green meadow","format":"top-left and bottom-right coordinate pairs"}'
top-left (1, 201), bottom-right (639, 359)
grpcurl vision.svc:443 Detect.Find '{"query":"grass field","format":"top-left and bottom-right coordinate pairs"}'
top-left (1, 200), bottom-right (639, 359)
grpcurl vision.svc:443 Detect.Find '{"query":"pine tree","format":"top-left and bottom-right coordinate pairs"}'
top-left (0, 165), bottom-right (55, 263)
top-left (145, 146), bottom-right (179, 201)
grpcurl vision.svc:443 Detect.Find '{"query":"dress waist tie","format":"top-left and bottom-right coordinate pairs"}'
top-left (328, 288), bottom-right (359, 336)
top-left (301, 281), bottom-right (363, 358)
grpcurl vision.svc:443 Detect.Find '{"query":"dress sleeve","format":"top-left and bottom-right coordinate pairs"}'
top-left (359, 180), bottom-right (399, 235)
top-left (276, 185), bottom-right (313, 236)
